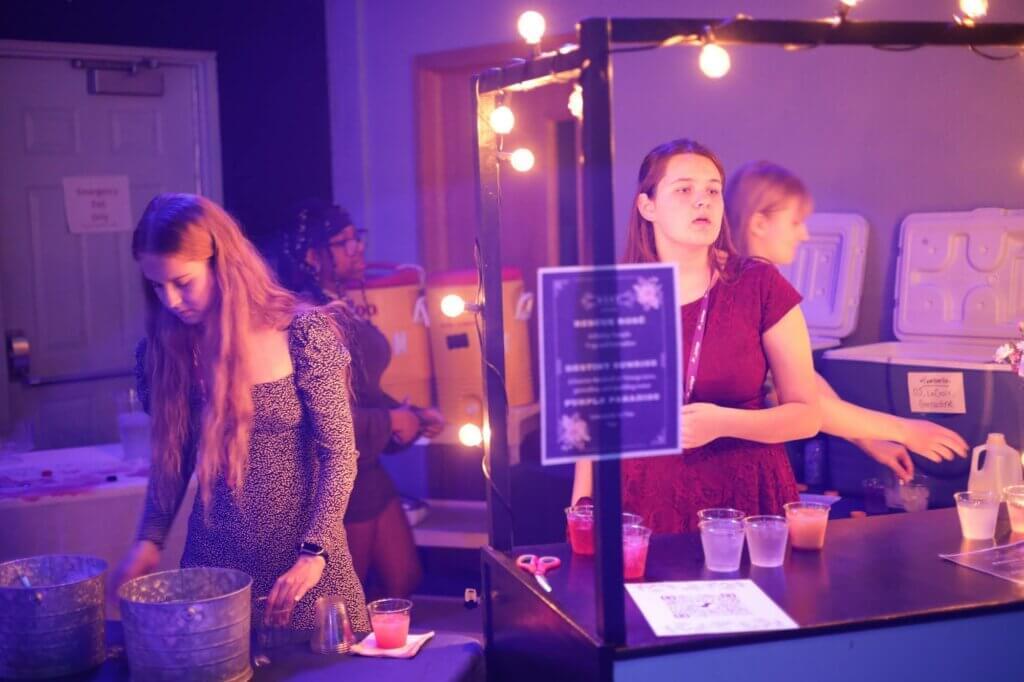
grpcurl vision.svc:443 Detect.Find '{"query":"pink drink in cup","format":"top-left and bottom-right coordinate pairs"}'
top-left (784, 502), bottom-right (830, 550)
top-left (368, 598), bottom-right (412, 649)
top-left (565, 506), bottom-right (644, 555)
top-left (565, 505), bottom-right (595, 555)
top-left (622, 524), bottom-right (652, 580)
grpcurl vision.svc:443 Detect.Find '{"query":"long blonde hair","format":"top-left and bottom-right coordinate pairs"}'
top-left (724, 161), bottom-right (812, 258)
top-left (133, 194), bottom-right (320, 510)
top-left (622, 138), bottom-right (738, 278)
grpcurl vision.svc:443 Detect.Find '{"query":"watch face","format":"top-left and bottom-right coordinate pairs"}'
top-left (299, 542), bottom-right (324, 555)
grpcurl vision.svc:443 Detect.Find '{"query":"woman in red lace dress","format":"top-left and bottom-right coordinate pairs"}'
top-left (572, 139), bottom-right (821, 533)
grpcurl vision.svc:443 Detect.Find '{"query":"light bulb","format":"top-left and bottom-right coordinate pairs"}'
top-left (459, 423), bottom-right (483, 447)
top-left (509, 148), bottom-right (535, 172)
top-left (959, 0), bottom-right (988, 19)
top-left (699, 43), bottom-right (731, 79)
top-left (517, 11), bottom-right (546, 45)
top-left (568, 84), bottom-right (583, 119)
top-left (440, 294), bottom-right (466, 318)
top-left (489, 105), bottom-right (515, 135)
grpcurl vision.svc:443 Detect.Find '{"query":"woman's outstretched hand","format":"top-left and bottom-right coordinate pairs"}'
top-left (265, 554), bottom-right (326, 626)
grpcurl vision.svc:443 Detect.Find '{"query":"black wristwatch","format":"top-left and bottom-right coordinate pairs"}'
top-left (298, 542), bottom-right (329, 564)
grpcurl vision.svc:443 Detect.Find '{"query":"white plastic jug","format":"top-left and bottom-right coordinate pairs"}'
top-left (969, 433), bottom-right (1024, 499)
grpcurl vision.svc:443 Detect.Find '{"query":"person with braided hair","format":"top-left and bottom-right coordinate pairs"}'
top-left (279, 201), bottom-right (443, 599)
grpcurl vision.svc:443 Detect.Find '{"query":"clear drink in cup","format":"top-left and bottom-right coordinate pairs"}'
top-left (954, 491), bottom-right (999, 540)
top-left (743, 515), bottom-right (788, 567)
top-left (697, 507), bottom-right (745, 523)
top-left (899, 483), bottom-right (930, 513)
top-left (699, 518), bottom-right (745, 572)
top-left (622, 524), bottom-right (652, 580)
top-left (367, 598), bottom-right (413, 649)
top-left (1005, 485), bottom-right (1024, 533)
top-left (784, 502), bottom-right (830, 550)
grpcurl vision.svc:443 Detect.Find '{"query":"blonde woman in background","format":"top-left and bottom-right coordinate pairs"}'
top-left (111, 193), bottom-right (369, 634)
top-left (724, 161), bottom-right (968, 482)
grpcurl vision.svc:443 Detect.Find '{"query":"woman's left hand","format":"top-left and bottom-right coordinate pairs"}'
top-left (416, 407), bottom-right (446, 439)
top-left (680, 403), bottom-right (725, 449)
top-left (265, 554), bottom-right (326, 625)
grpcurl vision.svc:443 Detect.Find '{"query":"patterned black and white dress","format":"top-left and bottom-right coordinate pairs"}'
top-left (135, 309), bottom-right (369, 632)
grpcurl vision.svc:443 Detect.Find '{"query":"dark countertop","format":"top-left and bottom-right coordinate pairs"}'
top-left (486, 507), bottom-right (1024, 657)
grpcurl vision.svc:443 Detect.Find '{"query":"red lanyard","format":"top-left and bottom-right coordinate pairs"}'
top-left (683, 287), bottom-right (711, 404)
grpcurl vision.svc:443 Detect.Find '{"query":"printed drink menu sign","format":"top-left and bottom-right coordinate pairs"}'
top-left (538, 264), bottom-right (680, 465)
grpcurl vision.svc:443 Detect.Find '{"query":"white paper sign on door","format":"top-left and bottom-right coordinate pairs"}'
top-left (62, 175), bottom-right (133, 233)
top-left (907, 372), bottom-right (966, 414)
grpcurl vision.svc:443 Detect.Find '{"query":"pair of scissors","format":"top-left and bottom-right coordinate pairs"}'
top-left (515, 554), bottom-right (561, 593)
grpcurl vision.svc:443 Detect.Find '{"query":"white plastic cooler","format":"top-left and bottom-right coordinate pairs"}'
top-left (777, 213), bottom-right (868, 352)
top-left (821, 208), bottom-right (1024, 506)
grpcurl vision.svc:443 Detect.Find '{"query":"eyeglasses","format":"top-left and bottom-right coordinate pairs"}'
top-left (327, 229), bottom-right (367, 257)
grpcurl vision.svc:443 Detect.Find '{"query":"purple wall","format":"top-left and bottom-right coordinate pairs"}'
top-left (327, 0), bottom-right (1024, 345)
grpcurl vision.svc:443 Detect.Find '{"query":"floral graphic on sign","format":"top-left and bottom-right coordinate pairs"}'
top-left (559, 413), bottom-right (592, 451)
top-left (993, 321), bottom-right (1024, 378)
top-left (633, 276), bottom-right (663, 312)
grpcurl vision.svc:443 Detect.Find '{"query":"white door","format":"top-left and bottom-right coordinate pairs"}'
top-left (0, 40), bottom-right (221, 450)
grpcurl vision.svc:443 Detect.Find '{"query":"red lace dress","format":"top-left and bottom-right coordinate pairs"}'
top-left (621, 260), bottom-right (803, 533)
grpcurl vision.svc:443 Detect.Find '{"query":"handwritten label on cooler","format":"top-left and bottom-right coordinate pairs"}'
top-left (538, 264), bottom-right (681, 465)
top-left (907, 371), bottom-right (966, 414)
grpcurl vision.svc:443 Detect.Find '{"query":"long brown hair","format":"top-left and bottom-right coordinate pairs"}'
top-left (133, 194), bottom-right (336, 511)
top-left (622, 138), bottom-right (738, 278)
top-left (724, 160), bottom-right (812, 258)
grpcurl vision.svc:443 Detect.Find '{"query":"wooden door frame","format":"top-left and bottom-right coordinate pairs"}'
top-left (414, 36), bottom-right (574, 274)
top-left (0, 40), bottom-right (222, 438)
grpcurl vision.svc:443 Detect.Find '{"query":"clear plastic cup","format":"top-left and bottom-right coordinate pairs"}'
top-left (697, 507), bottom-right (745, 523)
top-left (954, 491), bottom-right (999, 540)
top-left (699, 518), bottom-right (745, 572)
top-left (310, 595), bottom-right (356, 654)
top-left (784, 501), bottom-right (830, 550)
top-left (899, 483), bottom-right (930, 513)
top-left (565, 506), bottom-right (644, 555)
top-left (862, 478), bottom-right (888, 514)
top-left (743, 515), bottom-right (788, 567)
top-left (1005, 485), bottom-right (1024, 534)
top-left (367, 598), bottom-right (413, 649)
top-left (565, 505), bottom-right (595, 555)
top-left (622, 524), bottom-right (652, 580)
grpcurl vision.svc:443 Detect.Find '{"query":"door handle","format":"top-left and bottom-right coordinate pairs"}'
top-left (5, 331), bottom-right (132, 387)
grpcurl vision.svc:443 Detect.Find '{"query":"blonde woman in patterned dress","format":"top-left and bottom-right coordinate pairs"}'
top-left (110, 193), bottom-right (369, 633)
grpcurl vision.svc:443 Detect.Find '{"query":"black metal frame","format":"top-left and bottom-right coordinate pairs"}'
top-left (472, 15), bottom-right (1024, 646)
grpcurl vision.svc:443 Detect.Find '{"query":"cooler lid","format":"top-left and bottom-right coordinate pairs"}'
top-left (894, 208), bottom-right (1024, 345)
top-left (777, 212), bottom-right (868, 341)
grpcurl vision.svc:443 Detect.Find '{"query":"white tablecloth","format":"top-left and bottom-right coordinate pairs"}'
top-left (0, 443), bottom-right (192, 574)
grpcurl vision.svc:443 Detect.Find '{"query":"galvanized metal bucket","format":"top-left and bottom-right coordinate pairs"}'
top-left (119, 567), bottom-right (252, 682)
top-left (0, 554), bottom-right (108, 679)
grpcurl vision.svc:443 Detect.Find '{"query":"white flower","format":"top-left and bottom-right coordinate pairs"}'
top-left (995, 343), bottom-right (1014, 363)
top-left (558, 413), bottom-right (592, 451)
top-left (632, 277), bottom-right (663, 312)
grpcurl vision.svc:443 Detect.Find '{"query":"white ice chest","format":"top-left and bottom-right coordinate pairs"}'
top-left (820, 208), bottom-right (1024, 505)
